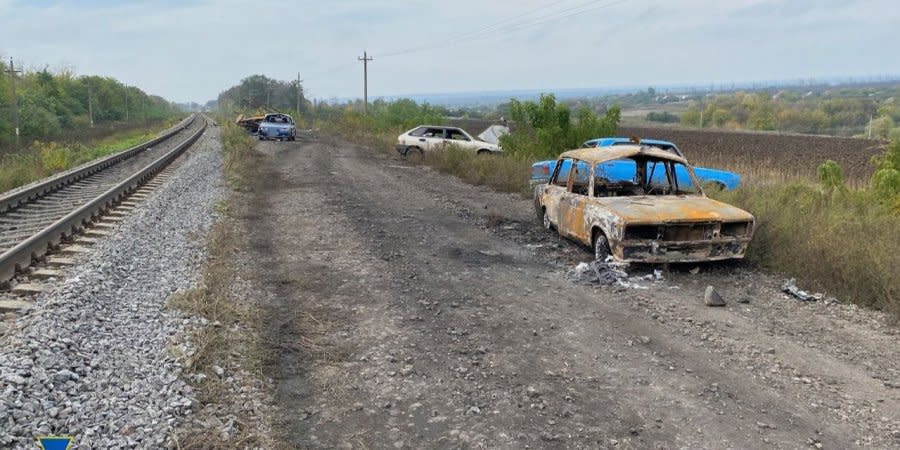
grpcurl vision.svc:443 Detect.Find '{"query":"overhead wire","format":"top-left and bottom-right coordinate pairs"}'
top-left (378, 0), bottom-right (630, 58)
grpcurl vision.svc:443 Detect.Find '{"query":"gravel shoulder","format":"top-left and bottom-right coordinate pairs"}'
top-left (240, 135), bottom-right (900, 449)
top-left (0, 124), bottom-right (225, 448)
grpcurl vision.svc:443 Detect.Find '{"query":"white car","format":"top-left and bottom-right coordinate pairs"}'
top-left (396, 125), bottom-right (502, 157)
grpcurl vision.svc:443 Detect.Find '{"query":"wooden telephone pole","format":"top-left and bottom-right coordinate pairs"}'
top-left (358, 51), bottom-right (373, 115)
top-left (296, 72), bottom-right (303, 115)
top-left (5, 57), bottom-right (22, 147)
top-left (88, 84), bottom-right (94, 128)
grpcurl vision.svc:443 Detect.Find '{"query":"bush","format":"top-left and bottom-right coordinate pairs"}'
top-left (713, 154), bottom-right (900, 317)
top-left (36, 141), bottom-right (69, 171)
top-left (500, 94), bottom-right (620, 160)
top-left (424, 147), bottom-right (531, 194)
top-left (872, 140), bottom-right (900, 211)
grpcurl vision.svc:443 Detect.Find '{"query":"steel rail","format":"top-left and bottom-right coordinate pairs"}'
top-left (0, 116), bottom-right (209, 283)
top-left (0, 114), bottom-right (197, 214)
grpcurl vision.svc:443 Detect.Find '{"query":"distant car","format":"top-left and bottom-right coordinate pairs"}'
top-left (534, 145), bottom-right (755, 263)
top-left (396, 125), bottom-right (501, 157)
top-left (257, 113), bottom-right (296, 141)
top-left (531, 137), bottom-right (741, 190)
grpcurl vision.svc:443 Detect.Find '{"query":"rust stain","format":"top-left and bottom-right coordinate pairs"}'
top-left (537, 147), bottom-right (755, 263)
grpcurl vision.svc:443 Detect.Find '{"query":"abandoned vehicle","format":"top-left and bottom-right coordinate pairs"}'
top-left (534, 145), bottom-right (755, 263)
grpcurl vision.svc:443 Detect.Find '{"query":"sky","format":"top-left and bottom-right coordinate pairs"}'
top-left (0, 0), bottom-right (898, 104)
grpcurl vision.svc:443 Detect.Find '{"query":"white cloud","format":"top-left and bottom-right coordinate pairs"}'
top-left (0, 0), bottom-right (897, 102)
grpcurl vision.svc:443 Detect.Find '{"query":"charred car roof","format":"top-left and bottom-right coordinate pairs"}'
top-left (559, 145), bottom-right (688, 165)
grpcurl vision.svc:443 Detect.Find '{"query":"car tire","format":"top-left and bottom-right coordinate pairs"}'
top-left (477, 149), bottom-right (491, 155)
top-left (542, 209), bottom-right (552, 230)
top-left (593, 231), bottom-right (611, 262)
top-left (405, 146), bottom-right (423, 162)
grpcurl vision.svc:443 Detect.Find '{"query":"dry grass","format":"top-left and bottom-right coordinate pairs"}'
top-left (168, 119), bottom-right (273, 449)
top-left (422, 147), bottom-right (532, 195)
top-left (713, 183), bottom-right (900, 318)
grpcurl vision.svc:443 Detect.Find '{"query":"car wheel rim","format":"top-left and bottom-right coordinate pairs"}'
top-left (543, 211), bottom-right (551, 229)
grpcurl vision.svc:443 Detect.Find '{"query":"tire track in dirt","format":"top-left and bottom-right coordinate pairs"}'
top-left (238, 136), bottom-right (898, 449)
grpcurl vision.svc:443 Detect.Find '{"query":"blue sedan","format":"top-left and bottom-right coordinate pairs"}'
top-left (531, 137), bottom-right (740, 190)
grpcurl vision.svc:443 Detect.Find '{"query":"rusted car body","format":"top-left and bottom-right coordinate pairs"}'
top-left (235, 114), bottom-right (265, 133)
top-left (534, 145), bottom-right (755, 263)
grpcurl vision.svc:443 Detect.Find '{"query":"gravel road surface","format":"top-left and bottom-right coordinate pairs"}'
top-left (239, 136), bottom-right (900, 449)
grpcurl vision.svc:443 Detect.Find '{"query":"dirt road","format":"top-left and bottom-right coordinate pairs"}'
top-left (235, 135), bottom-right (900, 449)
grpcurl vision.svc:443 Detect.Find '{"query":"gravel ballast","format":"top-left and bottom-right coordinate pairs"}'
top-left (0, 126), bottom-right (224, 448)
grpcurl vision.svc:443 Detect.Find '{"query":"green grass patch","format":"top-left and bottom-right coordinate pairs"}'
top-left (423, 147), bottom-right (532, 195)
top-left (713, 182), bottom-right (899, 317)
top-left (0, 127), bottom-right (162, 193)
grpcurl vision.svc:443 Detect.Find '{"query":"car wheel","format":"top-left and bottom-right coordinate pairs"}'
top-left (593, 231), bottom-right (611, 262)
top-left (542, 209), bottom-right (552, 230)
top-left (477, 149), bottom-right (491, 155)
top-left (405, 146), bottom-right (423, 162)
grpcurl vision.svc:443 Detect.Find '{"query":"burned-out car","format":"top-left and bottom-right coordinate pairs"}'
top-left (534, 145), bottom-right (754, 263)
top-left (257, 113), bottom-right (296, 141)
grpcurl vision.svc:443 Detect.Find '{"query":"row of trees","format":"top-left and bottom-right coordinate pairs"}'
top-left (0, 60), bottom-right (181, 150)
top-left (678, 89), bottom-right (900, 138)
top-left (216, 74), bottom-right (310, 115)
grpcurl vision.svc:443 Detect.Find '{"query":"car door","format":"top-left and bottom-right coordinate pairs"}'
top-left (420, 127), bottom-right (446, 151)
top-left (444, 128), bottom-right (474, 150)
top-left (558, 160), bottom-right (592, 243)
top-left (543, 158), bottom-right (572, 229)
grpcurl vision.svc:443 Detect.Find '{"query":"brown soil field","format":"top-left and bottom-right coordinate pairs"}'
top-left (620, 126), bottom-right (886, 184)
top-left (450, 119), bottom-right (887, 184)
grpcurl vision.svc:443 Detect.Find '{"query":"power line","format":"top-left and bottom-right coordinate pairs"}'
top-left (379, 0), bottom-right (572, 57)
top-left (379, 0), bottom-right (629, 58)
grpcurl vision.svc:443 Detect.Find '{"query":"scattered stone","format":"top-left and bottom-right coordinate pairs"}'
top-left (0, 300), bottom-right (34, 313)
top-left (704, 286), bottom-right (726, 307)
top-left (0, 126), bottom-right (227, 448)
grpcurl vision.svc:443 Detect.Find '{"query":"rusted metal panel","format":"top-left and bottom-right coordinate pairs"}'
top-left (560, 145), bottom-right (687, 165)
top-left (537, 147), bottom-right (755, 263)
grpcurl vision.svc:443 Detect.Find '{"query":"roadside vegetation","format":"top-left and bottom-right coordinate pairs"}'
top-left (0, 123), bottom-right (178, 192)
top-left (311, 94), bottom-right (619, 195)
top-left (713, 141), bottom-right (900, 317)
top-left (0, 60), bottom-right (180, 150)
top-left (169, 118), bottom-right (272, 448)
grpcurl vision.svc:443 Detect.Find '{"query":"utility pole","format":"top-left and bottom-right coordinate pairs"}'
top-left (124, 84), bottom-right (129, 121)
top-left (88, 83), bottom-right (94, 128)
top-left (5, 57), bottom-right (22, 147)
top-left (296, 72), bottom-right (303, 115)
top-left (358, 51), bottom-right (373, 114)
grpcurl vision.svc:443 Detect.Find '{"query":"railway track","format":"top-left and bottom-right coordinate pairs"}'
top-left (0, 114), bottom-right (208, 287)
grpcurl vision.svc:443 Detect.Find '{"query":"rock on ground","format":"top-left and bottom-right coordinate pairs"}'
top-left (0, 126), bottom-right (223, 449)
